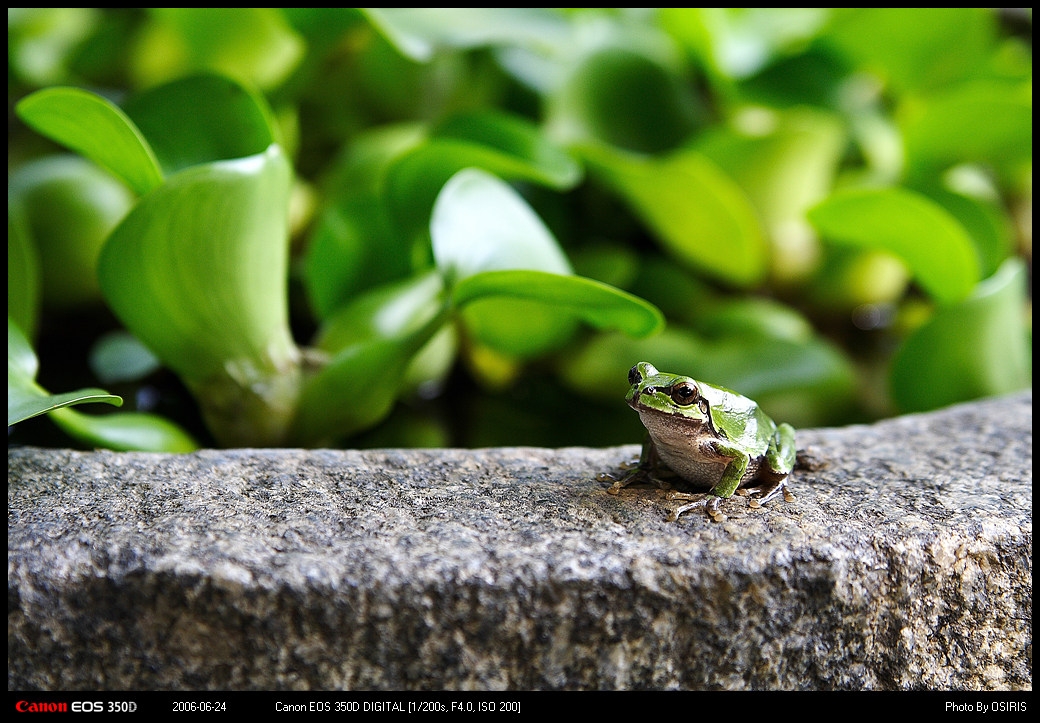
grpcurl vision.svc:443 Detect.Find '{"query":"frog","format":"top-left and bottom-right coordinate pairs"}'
top-left (602, 361), bottom-right (796, 522)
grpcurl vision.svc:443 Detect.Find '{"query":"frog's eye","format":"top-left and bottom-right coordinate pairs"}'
top-left (628, 365), bottom-right (642, 385)
top-left (670, 382), bottom-right (699, 406)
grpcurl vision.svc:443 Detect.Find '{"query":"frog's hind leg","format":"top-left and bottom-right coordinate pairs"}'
top-left (746, 476), bottom-right (789, 509)
top-left (746, 422), bottom-right (796, 509)
top-left (603, 465), bottom-right (648, 495)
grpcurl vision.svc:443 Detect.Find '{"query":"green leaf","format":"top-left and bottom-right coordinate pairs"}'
top-left (901, 83), bottom-right (1033, 185)
top-left (918, 181), bottom-right (1016, 280)
top-left (123, 74), bottom-right (278, 176)
top-left (16, 87), bottom-right (164, 196)
top-left (430, 168), bottom-right (572, 281)
top-left (7, 318), bottom-right (39, 381)
top-left (294, 271), bottom-right (451, 445)
top-left (695, 108), bottom-right (845, 227)
top-left (807, 187), bottom-right (980, 305)
top-left (429, 168), bottom-right (581, 357)
top-left (9, 385), bottom-right (123, 427)
top-left (97, 144), bottom-right (297, 385)
top-left (315, 270), bottom-right (447, 355)
top-left (891, 258), bottom-right (1030, 413)
top-left (453, 270), bottom-right (664, 338)
top-left (10, 319), bottom-right (196, 451)
top-left (433, 110), bottom-right (582, 190)
top-left (9, 155), bottom-right (135, 310)
top-left (7, 205), bottom-right (40, 340)
top-left (49, 406), bottom-right (198, 453)
top-left (823, 8), bottom-right (996, 93)
top-left (580, 142), bottom-right (768, 286)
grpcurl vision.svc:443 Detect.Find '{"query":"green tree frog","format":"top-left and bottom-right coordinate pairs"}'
top-left (604, 362), bottom-right (796, 522)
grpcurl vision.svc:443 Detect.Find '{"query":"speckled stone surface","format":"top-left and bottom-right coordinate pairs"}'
top-left (8, 391), bottom-right (1031, 690)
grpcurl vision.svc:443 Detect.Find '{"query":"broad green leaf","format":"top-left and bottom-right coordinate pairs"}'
top-left (16, 87), bottom-right (163, 196)
top-left (134, 8), bottom-right (304, 90)
top-left (453, 270), bottom-right (664, 339)
top-left (315, 270), bottom-right (447, 355)
top-left (9, 155), bottom-right (134, 310)
top-left (301, 273), bottom-right (454, 445)
top-left (7, 206), bottom-right (39, 339)
top-left (123, 74), bottom-right (278, 176)
top-left (891, 258), bottom-right (1030, 413)
top-left (431, 168), bottom-right (572, 281)
top-left (433, 111), bottom-right (582, 190)
top-left (734, 47), bottom-right (851, 110)
top-left (430, 168), bottom-right (578, 357)
top-left (694, 108), bottom-right (845, 227)
top-left (97, 145), bottom-right (297, 384)
top-left (49, 405), bottom-right (198, 453)
top-left (362, 7), bottom-right (566, 62)
top-left (7, 318), bottom-right (38, 381)
top-left (9, 385), bottom-right (123, 427)
top-left (580, 142), bottom-right (768, 287)
top-left (806, 247), bottom-right (910, 310)
top-left (919, 181), bottom-right (1015, 280)
top-left (808, 187), bottom-right (980, 305)
top-left (303, 201), bottom-right (409, 320)
top-left (822, 8), bottom-right (995, 93)
top-left (901, 83), bottom-right (1032, 185)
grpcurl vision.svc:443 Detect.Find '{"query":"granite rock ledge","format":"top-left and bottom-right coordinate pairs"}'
top-left (7, 391), bottom-right (1032, 690)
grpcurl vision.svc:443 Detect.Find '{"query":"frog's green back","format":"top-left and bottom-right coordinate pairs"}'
top-left (699, 381), bottom-right (775, 447)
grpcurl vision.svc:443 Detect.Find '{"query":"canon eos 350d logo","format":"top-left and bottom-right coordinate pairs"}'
top-left (15, 700), bottom-right (135, 713)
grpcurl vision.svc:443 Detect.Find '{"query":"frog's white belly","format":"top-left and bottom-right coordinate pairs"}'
top-left (638, 410), bottom-right (761, 488)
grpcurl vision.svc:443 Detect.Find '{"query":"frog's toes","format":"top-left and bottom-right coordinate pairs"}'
top-left (665, 492), bottom-right (725, 522)
top-left (747, 477), bottom-right (790, 506)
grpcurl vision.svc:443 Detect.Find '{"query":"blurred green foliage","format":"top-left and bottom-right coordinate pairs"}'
top-left (8, 8), bottom-right (1031, 451)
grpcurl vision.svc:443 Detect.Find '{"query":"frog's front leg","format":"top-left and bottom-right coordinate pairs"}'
top-left (665, 450), bottom-right (750, 522)
top-left (601, 434), bottom-right (672, 495)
